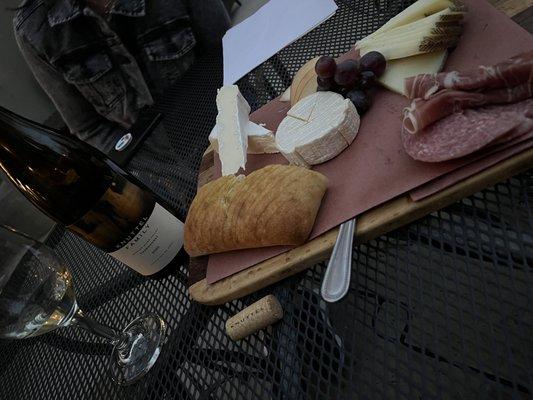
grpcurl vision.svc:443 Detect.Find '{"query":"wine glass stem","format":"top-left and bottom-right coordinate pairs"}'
top-left (71, 309), bottom-right (128, 347)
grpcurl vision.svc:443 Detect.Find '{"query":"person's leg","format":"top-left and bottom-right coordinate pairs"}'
top-left (229, 0), bottom-right (269, 26)
top-left (187, 0), bottom-right (231, 48)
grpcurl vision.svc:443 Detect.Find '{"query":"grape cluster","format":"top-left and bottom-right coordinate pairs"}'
top-left (315, 52), bottom-right (386, 115)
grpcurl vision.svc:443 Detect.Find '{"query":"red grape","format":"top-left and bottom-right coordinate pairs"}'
top-left (317, 76), bottom-right (336, 91)
top-left (315, 56), bottom-right (337, 79)
top-left (359, 71), bottom-right (376, 89)
top-left (346, 89), bottom-right (370, 115)
top-left (334, 59), bottom-right (360, 88)
top-left (360, 51), bottom-right (386, 77)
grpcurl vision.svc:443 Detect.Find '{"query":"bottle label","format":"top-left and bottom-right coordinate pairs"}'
top-left (109, 203), bottom-right (184, 275)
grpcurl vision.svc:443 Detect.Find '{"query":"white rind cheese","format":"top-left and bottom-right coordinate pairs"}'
top-left (276, 92), bottom-right (360, 167)
top-left (287, 92), bottom-right (317, 121)
top-left (216, 85), bottom-right (250, 176)
top-left (209, 121), bottom-right (279, 154)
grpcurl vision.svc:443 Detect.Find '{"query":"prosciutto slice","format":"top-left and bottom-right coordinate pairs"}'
top-left (405, 50), bottom-right (533, 100)
top-left (403, 82), bottom-right (533, 134)
top-left (402, 99), bottom-right (533, 162)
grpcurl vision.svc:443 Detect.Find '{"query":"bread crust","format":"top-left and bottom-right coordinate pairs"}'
top-left (184, 165), bottom-right (327, 257)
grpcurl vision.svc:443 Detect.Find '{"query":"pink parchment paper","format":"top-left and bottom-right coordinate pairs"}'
top-left (409, 136), bottom-right (533, 201)
top-left (206, 0), bottom-right (533, 284)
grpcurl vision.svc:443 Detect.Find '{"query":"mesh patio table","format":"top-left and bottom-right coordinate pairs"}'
top-left (0, 1), bottom-right (531, 399)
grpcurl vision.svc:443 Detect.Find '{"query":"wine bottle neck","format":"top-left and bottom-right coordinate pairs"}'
top-left (0, 106), bottom-right (63, 139)
top-left (0, 106), bottom-right (113, 224)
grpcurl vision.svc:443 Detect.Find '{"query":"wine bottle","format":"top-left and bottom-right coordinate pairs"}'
top-left (0, 106), bottom-right (185, 276)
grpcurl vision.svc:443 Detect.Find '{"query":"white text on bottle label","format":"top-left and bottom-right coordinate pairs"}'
top-left (109, 203), bottom-right (184, 275)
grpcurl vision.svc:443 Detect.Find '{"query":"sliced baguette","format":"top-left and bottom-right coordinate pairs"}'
top-left (184, 165), bottom-right (327, 256)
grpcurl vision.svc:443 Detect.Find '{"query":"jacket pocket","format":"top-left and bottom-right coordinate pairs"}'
top-left (144, 26), bottom-right (196, 61)
top-left (141, 24), bottom-right (196, 95)
top-left (58, 51), bottom-right (127, 118)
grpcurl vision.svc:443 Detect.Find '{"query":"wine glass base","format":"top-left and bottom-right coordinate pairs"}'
top-left (109, 314), bottom-right (167, 385)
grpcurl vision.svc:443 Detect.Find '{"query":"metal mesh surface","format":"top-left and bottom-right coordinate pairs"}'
top-left (237, 0), bottom-right (406, 111)
top-left (1, 1), bottom-right (532, 399)
top-left (127, 46), bottom-right (223, 221)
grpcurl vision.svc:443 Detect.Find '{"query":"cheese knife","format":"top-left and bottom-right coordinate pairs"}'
top-left (321, 217), bottom-right (356, 303)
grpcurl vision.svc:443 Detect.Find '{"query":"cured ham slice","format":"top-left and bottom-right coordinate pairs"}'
top-left (405, 50), bottom-right (533, 99)
top-left (402, 99), bottom-right (533, 162)
top-left (403, 82), bottom-right (533, 134)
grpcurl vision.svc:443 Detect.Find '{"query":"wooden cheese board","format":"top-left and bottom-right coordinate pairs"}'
top-left (187, 0), bottom-right (533, 305)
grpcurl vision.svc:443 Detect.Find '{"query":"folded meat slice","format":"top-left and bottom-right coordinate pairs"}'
top-left (402, 99), bottom-right (533, 162)
top-left (403, 82), bottom-right (533, 134)
top-left (409, 136), bottom-right (533, 201)
top-left (405, 50), bottom-right (533, 99)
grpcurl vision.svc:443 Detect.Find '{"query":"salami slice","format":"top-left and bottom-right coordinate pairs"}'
top-left (402, 99), bottom-right (533, 162)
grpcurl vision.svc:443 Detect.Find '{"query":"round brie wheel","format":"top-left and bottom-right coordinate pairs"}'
top-left (275, 91), bottom-right (360, 167)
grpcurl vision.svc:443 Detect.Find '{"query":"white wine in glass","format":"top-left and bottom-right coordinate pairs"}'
top-left (0, 224), bottom-right (166, 385)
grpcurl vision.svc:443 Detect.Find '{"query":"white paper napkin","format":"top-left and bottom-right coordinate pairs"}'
top-left (223, 0), bottom-right (338, 85)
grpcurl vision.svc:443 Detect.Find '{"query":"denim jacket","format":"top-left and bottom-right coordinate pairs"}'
top-left (14, 0), bottom-right (230, 154)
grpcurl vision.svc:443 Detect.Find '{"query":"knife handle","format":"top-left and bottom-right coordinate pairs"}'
top-left (321, 217), bottom-right (356, 303)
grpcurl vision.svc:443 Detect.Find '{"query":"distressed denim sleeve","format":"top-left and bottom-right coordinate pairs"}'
top-left (14, 32), bottom-right (126, 156)
top-left (185, 0), bottom-right (231, 48)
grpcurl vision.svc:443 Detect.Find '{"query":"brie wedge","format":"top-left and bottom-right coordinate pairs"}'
top-left (276, 92), bottom-right (360, 167)
top-left (216, 85), bottom-right (250, 176)
top-left (209, 121), bottom-right (279, 154)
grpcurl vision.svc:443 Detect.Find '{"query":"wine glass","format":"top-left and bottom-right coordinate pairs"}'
top-left (0, 224), bottom-right (167, 385)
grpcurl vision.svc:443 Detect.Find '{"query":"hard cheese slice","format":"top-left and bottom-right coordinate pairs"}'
top-left (209, 121), bottom-right (279, 154)
top-left (359, 0), bottom-right (461, 45)
top-left (290, 56), bottom-right (320, 106)
top-left (276, 92), bottom-right (360, 167)
top-left (357, 7), bottom-right (464, 60)
top-left (379, 50), bottom-right (448, 95)
top-left (216, 85), bottom-right (251, 175)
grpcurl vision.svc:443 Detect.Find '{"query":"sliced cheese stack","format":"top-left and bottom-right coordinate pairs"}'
top-left (370, 0), bottom-right (455, 33)
top-left (359, 0), bottom-right (465, 45)
top-left (355, 0), bottom-right (466, 95)
top-left (276, 92), bottom-right (360, 167)
top-left (210, 122), bottom-right (278, 154)
top-left (356, 1), bottom-right (466, 60)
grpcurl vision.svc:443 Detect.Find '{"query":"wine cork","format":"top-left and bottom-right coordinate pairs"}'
top-left (225, 295), bottom-right (283, 341)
